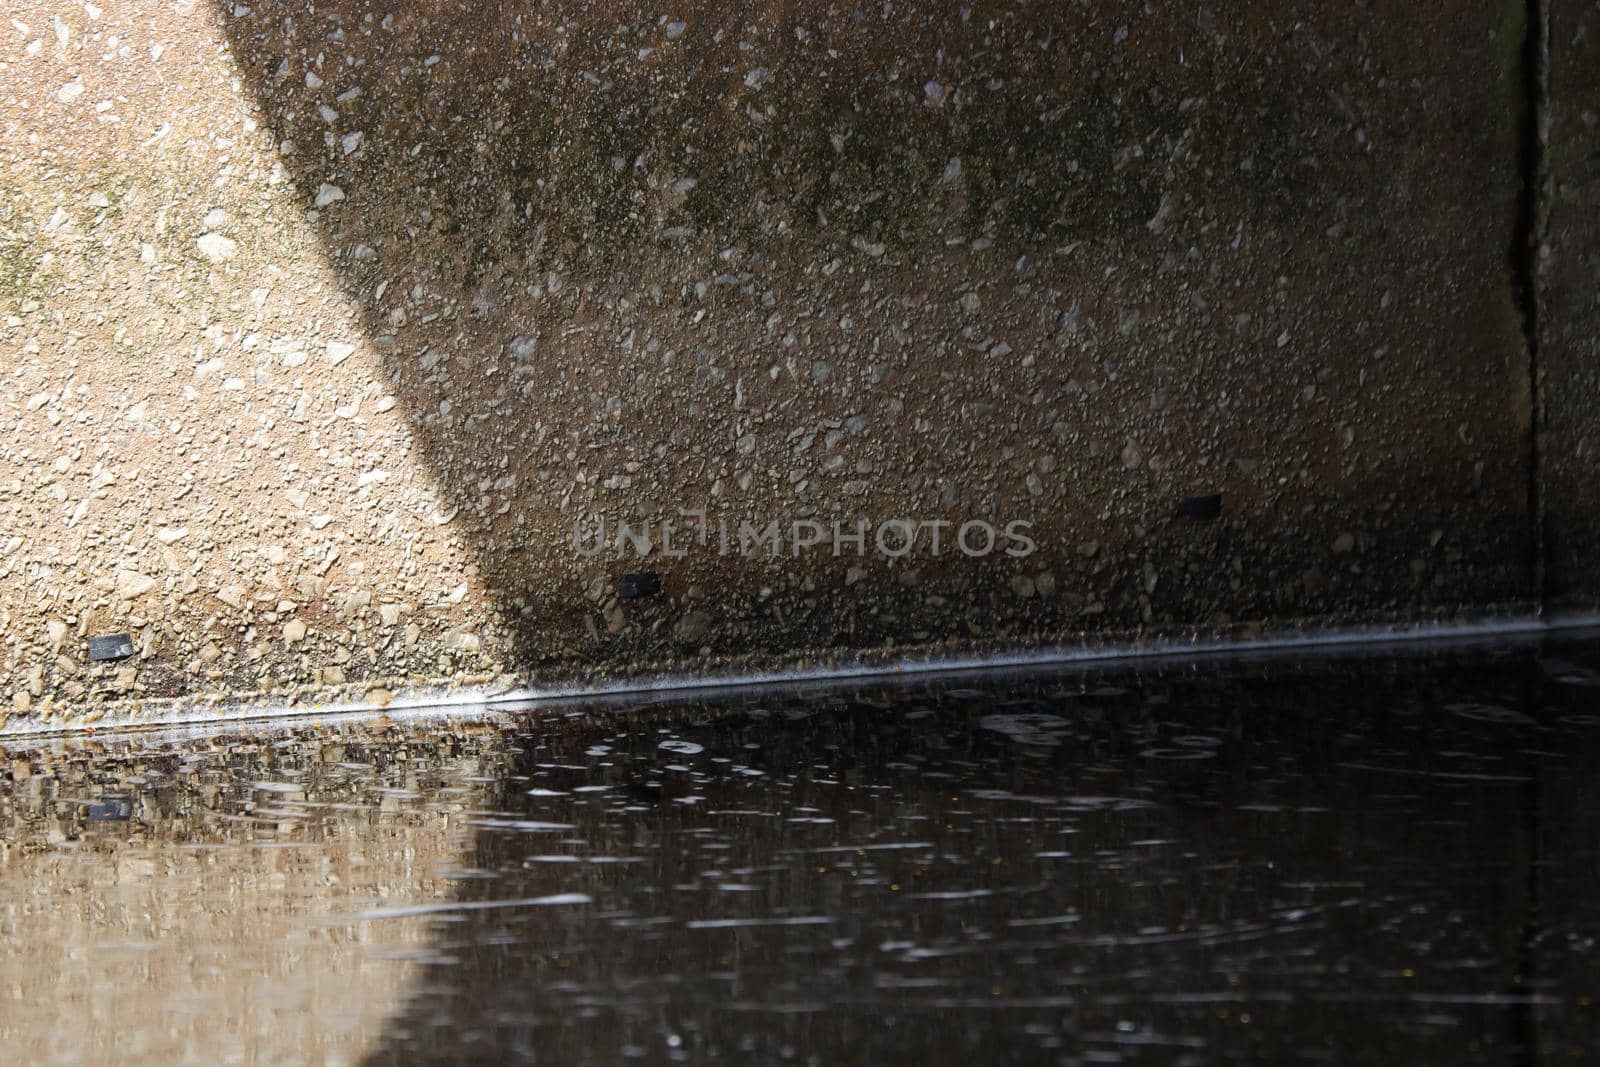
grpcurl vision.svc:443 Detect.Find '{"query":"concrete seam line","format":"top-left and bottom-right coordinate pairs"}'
top-left (1517, 0), bottom-right (1553, 607)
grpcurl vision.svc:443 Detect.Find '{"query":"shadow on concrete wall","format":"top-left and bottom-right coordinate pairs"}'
top-left (210, 0), bottom-right (1538, 680)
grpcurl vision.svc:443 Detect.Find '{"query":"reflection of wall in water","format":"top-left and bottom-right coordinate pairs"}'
top-left (0, 729), bottom-right (499, 1064)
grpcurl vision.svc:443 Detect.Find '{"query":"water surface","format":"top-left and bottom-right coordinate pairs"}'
top-left (3, 638), bottom-right (1598, 1064)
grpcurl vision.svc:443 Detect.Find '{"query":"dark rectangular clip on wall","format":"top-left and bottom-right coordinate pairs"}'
top-left (1176, 494), bottom-right (1223, 522)
top-left (87, 634), bottom-right (136, 662)
top-left (619, 572), bottom-right (662, 600)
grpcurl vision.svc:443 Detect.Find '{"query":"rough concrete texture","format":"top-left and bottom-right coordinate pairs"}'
top-left (0, 1), bottom-right (1539, 727)
top-left (1543, 1), bottom-right (1600, 610)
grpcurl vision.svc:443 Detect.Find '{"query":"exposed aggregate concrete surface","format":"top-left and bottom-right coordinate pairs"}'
top-left (0, 1), bottom-right (1569, 730)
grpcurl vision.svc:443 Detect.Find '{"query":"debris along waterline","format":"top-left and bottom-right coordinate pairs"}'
top-left (4, 611), bottom-right (1595, 741)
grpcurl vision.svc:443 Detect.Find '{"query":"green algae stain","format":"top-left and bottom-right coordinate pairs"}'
top-left (0, 190), bottom-right (45, 302)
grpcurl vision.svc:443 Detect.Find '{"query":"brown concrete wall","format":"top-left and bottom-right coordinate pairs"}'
top-left (1543, 1), bottom-right (1600, 611)
top-left (0, 1), bottom-right (1550, 727)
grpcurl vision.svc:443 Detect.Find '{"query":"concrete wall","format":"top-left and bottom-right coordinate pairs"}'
top-left (0, 1), bottom-right (1582, 728)
top-left (1544, 1), bottom-right (1600, 610)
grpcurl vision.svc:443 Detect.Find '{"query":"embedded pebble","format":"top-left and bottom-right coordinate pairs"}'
top-left (196, 233), bottom-right (238, 263)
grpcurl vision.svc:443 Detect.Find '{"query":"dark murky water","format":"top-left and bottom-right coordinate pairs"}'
top-left (4, 638), bottom-right (1600, 1064)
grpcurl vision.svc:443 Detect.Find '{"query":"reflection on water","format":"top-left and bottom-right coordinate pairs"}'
top-left (3, 640), bottom-right (1599, 1065)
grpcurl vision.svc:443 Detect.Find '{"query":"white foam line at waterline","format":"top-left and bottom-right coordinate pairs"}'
top-left (346, 612), bottom-right (1600, 713)
top-left (686, 916), bottom-right (834, 929)
top-left (6, 612), bottom-right (1600, 740)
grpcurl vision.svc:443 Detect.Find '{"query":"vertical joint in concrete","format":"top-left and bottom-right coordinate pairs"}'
top-left (1515, 0), bottom-right (1552, 607)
